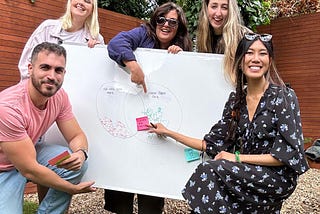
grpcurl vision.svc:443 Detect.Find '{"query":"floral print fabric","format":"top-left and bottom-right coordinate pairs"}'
top-left (182, 84), bottom-right (309, 213)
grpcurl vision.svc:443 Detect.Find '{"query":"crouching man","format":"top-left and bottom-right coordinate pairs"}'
top-left (0, 42), bottom-right (94, 214)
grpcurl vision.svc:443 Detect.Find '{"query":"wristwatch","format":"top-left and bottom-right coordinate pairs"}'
top-left (77, 148), bottom-right (88, 161)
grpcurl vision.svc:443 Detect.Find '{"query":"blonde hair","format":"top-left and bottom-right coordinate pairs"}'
top-left (196, 0), bottom-right (250, 85)
top-left (60, 0), bottom-right (100, 39)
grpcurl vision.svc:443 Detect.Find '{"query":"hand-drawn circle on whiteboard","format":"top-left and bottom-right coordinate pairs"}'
top-left (124, 82), bottom-right (182, 145)
top-left (96, 82), bottom-right (144, 139)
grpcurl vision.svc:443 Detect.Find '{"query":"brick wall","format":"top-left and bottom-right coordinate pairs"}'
top-left (0, 0), bottom-right (142, 91)
top-left (257, 12), bottom-right (320, 140)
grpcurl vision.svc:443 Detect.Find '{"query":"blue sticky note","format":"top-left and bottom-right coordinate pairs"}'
top-left (184, 148), bottom-right (200, 162)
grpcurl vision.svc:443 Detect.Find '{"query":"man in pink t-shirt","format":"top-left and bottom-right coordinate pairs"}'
top-left (0, 42), bottom-right (95, 213)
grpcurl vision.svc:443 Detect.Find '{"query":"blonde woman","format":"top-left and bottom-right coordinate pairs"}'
top-left (196, 0), bottom-right (250, 85)
top-left (18, 0), bottom-right (104, 80)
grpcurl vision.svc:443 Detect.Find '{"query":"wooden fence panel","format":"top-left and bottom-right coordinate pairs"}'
top-left (257, 12), bottom-right (320, 140)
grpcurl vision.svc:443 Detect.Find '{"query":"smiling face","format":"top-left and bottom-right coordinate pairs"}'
top-left (155, 9), bottom-right (179, 49)
top-left (242, 40), bottom-right (271, 82)
top-left (70, 0), bottom-right (93, 22)
top-left (207, 0), bottom-right (229, 35)
top-left (29, 51), bottom-right (66, 98)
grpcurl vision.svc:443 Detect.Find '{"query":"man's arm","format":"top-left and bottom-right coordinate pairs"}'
top-left (0, 138), bottom-right (95, 195)
top-left (56, 118), bottom-right (88, 171)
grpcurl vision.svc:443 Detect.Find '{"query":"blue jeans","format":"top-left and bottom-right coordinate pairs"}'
top-left (0, 141), bottom-right (88, 214)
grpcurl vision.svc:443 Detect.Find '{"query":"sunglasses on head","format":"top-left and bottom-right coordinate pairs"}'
top-left (156, 16), bottom-right (179, 28)
top-left (244, 33), bottom-right (272, 42)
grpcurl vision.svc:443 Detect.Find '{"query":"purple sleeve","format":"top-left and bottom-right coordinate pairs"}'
top-left (107, 25), bottom-right (155, 66)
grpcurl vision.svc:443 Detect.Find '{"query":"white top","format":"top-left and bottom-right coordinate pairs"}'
top-left (18, 19), bottom-right (105, 80)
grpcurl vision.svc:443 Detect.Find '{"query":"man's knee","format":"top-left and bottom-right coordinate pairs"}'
top-left (63, 160), bottom-right (88, 184)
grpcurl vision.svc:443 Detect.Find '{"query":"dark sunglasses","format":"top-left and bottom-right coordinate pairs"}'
top-left (244, 33), bottom-right (272, 42)
top-left (156, 16), bottom-right (179, 28)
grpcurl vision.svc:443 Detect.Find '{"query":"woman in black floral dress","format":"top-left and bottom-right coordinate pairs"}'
top-left (149, 33), bottom-right (309, 213)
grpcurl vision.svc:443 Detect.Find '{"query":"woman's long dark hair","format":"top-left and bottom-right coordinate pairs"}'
top-left (145, 2), bottom-right (192, 51)
top-left (225, 34), bottom-right (284, 142)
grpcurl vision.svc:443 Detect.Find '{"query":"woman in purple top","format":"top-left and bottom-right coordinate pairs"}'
top-left (104, 2), bottom-right (192, 214)
top-left (107, 2), bottom-right (192, 93)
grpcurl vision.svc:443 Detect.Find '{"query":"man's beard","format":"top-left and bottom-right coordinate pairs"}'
top-left (31, 76), bottom-right (62, 97)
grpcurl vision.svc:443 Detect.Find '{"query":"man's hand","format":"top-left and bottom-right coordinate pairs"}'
top-left (70, 181), bottom-right (97, 195)
top-left (57, 151), bottom-right (85, 171)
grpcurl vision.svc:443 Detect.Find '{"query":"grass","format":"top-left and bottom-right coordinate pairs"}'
top-left (23, 200), bottom-right (39, 214)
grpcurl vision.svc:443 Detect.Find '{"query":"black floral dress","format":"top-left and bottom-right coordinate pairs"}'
top-left (182, 84), bottom-right (309, 214)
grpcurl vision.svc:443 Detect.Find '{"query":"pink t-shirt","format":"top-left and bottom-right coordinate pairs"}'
top-left (0, 80), bottom-right (74, 170)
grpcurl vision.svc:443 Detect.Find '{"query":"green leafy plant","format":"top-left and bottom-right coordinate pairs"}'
top-left (304, 137), bottom-right (313, 144)
top-left (176, 0), bottom-right (202, 42)
top-left (98, 0), bottom-right (151, 19)
top-left (23, 200), bottom-right (38, 214)
top-left (237, 0), bottom-right (271, 31)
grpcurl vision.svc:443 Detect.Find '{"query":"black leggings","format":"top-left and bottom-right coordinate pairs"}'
top-left (104, 189), bottom-right (164, 214)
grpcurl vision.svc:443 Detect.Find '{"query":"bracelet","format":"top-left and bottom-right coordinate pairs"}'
top-left (235, 151), bottom-right (241, 163)
top-left (201, 140), bottom-right (205, 152)
top-left (201, 140), bottom-right (205, 162)
top-left (76, 148), bottom-right (88, 161)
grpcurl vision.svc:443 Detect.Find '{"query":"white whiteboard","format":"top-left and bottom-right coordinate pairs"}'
top-left (45, 43), bottom-right (232, 200)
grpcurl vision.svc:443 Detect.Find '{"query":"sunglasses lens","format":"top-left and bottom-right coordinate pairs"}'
top-left (260, 34), bottom-right (272, 42)
top-left (156, 17), bottom-right (166, 25)
top-left (168, 19), bottom-right (178, 27)
top-left (244, 33), bottom-right (257, 41)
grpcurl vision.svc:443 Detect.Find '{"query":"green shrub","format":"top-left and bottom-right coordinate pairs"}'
top-left (23, 200), bottom-right (38, 214)
top-left (304, 137), bottom-right (313, 144)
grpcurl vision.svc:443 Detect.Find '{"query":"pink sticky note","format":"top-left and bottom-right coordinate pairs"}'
top-left (136, 116), bottom-right (149, 131)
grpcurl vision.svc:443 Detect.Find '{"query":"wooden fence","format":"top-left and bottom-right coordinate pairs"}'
top-left (257, 12), bottom-right (320, 140)
top-left (1, 0), bottom-right (319, 140)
